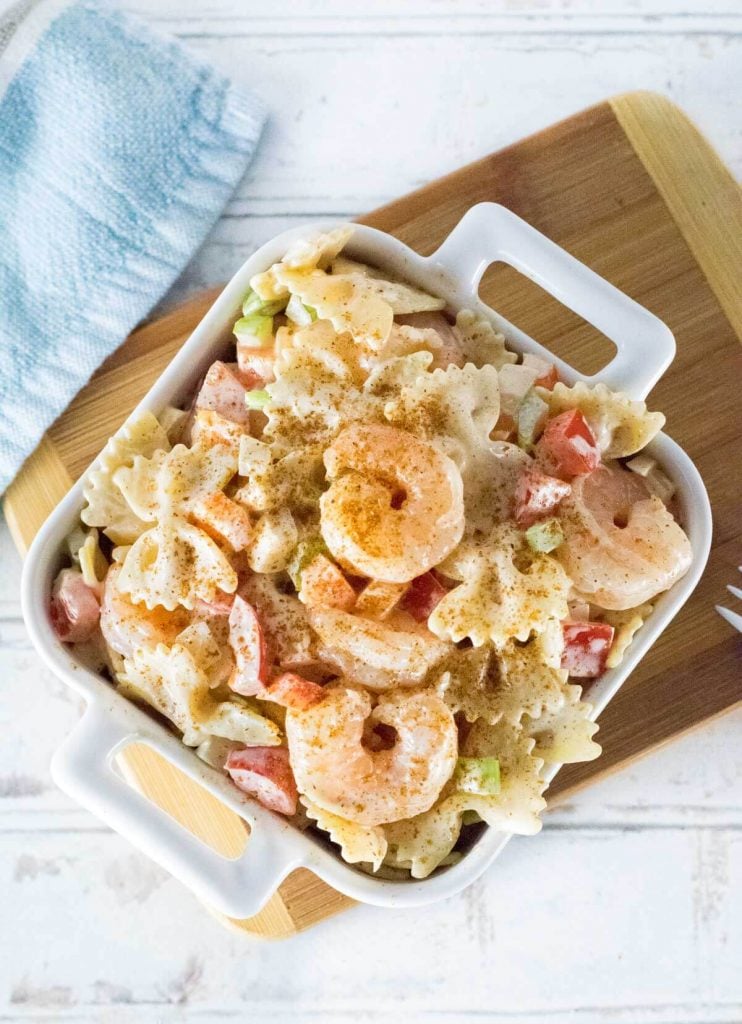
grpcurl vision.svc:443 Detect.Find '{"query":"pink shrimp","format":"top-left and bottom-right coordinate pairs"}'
top-left (557, 462), bottom-right (692, 610)
top-left (320, 423), bottom-right (465, 583)
top-left (285, 685), bottom-right (458, 826)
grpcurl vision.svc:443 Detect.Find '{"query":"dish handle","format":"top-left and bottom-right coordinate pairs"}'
top-left (51, 704), bottom-right (305, 919)
top-left (429, 202), bottom-right (675, 400)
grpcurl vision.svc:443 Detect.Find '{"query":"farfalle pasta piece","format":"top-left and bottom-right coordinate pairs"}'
top-left (364, 350), bottom-right (434, 397)
top-left (385, 361), bottom-right (528, 529)
top-left (429, 524), bottom-right (570, 648)
top-left (437, 624), bottom-right (569, 727)
top-left (385, 361), bottom-right (500, 465)
top-left (435, 644), bottom-right (493, 723)
top-left (117, 517), bottom-right (237, 611)
top-left (385, 720), bottom-right (547, 878)
top-left (119, 640), bottom-right (280, 748)
top-left (328, 256), bottom-right (446, 315)
top-left (250, 226), bottom-right (354, 299)
top-left (114, 442), bottom-right (237, 523)
top-left (81, 412), bottom-right (171, 544)
top-left (524, 684), bottom-right (601, 764)
top-left (493, 634), bottom-right (571, 725)
top-left (158, 405), bottom-right (189, 443)
top-left (374, 324), bottom-right (446, 366)
top-left (302, 797), bottom-right (387, 870)
top-left (458, 719), bottom-right (547, 835)
top-left (455, 309), bottom-right (517, 370)
top-left (383, 796), bottom-right (464, 879)
top-left (175, 620), bottom-right (233, 690)
top-left (274, 267), bottom-right (394, 352)
top-left (537, 381), bottom-right (665, 457)
top-left (236, 445), bottom-right (326, 513)
top-left (265, 321), bottom-right (380, 450)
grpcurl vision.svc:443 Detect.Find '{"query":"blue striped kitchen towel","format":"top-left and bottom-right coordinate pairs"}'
top-left (0, 0), bottom-right (266, 492)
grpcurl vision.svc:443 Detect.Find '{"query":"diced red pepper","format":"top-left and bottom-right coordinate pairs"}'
top-left (226, 746), bottom-right (297, 816)
top-left (514, 469), bottom-right (571, 528)
top-left (538, 409), bottom-right (600, 478)
top-left (534, 364), bottom-right (559, 389)
top-left (228, 595), bottom-right (268, 696)
top-left (561, 621), bottom-right (615, 678)
top-left (264, 672), bottom-right (325, 711)
top-left (50, 568), bottom-right (100, 643)
top-left (401, 571), bottom-right (448, 622)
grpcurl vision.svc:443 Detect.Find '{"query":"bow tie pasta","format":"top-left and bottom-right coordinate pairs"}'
top-left (52, 224), bottom-right (691, 878)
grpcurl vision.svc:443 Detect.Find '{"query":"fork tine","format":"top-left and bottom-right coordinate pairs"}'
top-left (727, 585), bottom-right (742, 600)
top-left (716, 605), bottom-right (742, 632)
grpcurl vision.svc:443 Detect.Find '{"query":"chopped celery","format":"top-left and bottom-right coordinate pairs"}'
top-left (244, 389), bottom-right (271, 410)
top-left (287, 536), bottom-right (329, 589)
top-left (241, 289), bottom-right (286, 317)
top-left (517, 389), bottom-right (549, 450)
top-left (285, 294), bottom-right (318, 326)
top-left (525, 518), bottom-right (564, 553)
top-left (234, 313), bottom-right (273, 347)
top-left (454, 757), bottom-right (501, 796)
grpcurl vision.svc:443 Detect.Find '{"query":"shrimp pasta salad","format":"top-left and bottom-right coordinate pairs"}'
top-left (50, 226), bottom-right (692, 879)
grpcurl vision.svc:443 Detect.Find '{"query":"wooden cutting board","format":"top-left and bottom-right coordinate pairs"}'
top-left (5, 91), bottom-right (741, 939)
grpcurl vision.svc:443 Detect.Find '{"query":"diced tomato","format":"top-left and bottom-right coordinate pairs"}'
top-left (50, 568), bottom-right (100, 643)
top-left (264, 672), bottom-right (325, 711)
top-left (228, 595), bottom-right (268, 696)
top-left (538, 409), bottom-right (600, 478)
top-left (226, 746), bottom-right (297, 816)
top-left (561, 621), bottom-right (615, 678)
top-left (195, 361), bottom-right (252, 426)
top-left (299, 554), bottom-right (356, 611)
top-left (514, 469), bottom-right (571, 528)
top-left (355, 579), bottom-right (408, 620)
top-left (401, 571), bottom-right (448, 622)
top-left (191, 491), bottom-right (253, 552)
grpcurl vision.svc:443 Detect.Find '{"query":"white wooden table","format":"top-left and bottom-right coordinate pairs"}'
top-left (2, 2), bottom-right (741, 1020)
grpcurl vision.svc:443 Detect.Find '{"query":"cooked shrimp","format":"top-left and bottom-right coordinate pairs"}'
top-left (320, 423), bottom-right (465, 583)
top-left (307, 606), bottom-right (451, 691)
top-left (285, 685), bottom-right (458, 826)
top-left (557, 462), bottom-right (692, 610)
top-left (100, 564), bottom-right (188, 657)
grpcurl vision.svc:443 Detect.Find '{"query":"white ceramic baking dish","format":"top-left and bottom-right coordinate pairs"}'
top-left (21, 203), bottom-right (712, 918)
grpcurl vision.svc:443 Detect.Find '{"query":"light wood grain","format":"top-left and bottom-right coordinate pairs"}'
top-left (5, 91), bottom-right (741, 939)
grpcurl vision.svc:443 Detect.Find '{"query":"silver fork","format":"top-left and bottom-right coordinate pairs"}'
top-left (716, 567), bottom-right (742, 633)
